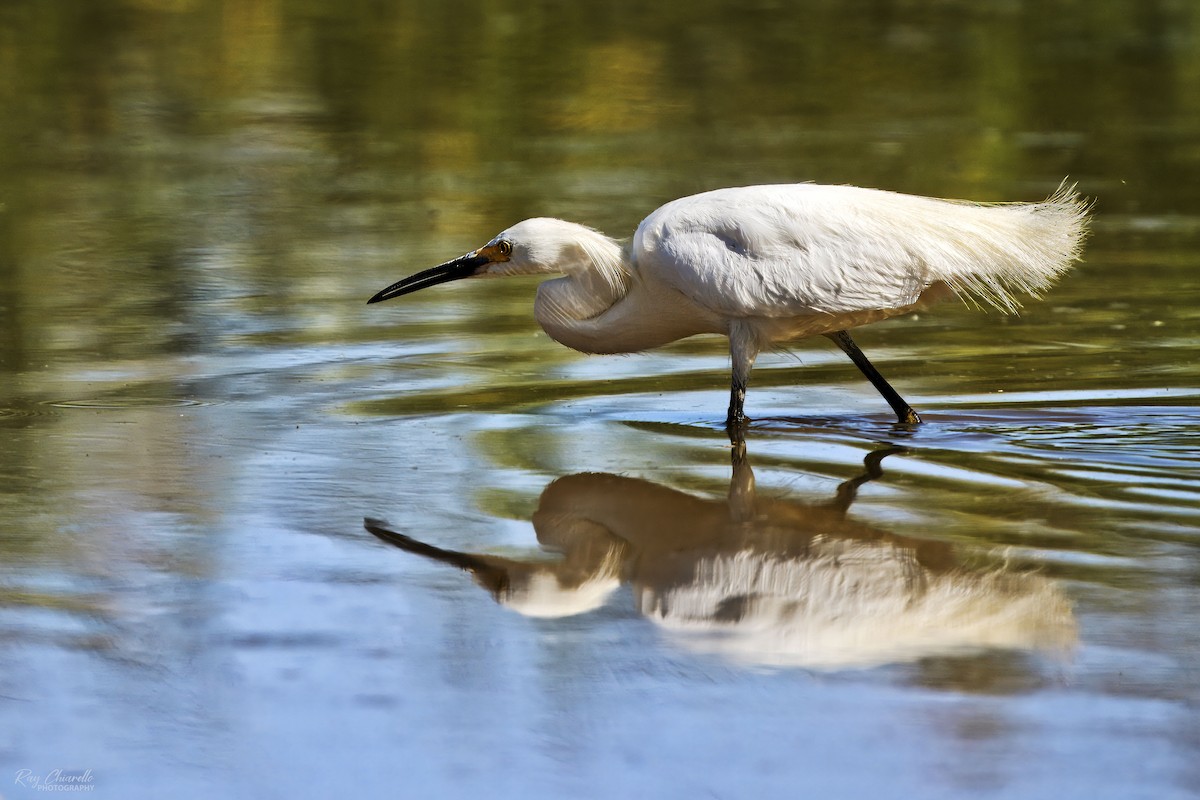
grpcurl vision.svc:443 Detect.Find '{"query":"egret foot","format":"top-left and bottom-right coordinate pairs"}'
top-left (726, 419), bottom-right (749, 452)
top-left (726, 381), bottom-right (751, 433)
top-left (724, 416), bottom-right (751, 441)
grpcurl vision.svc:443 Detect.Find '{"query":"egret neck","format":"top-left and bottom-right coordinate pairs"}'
top-left (492, 220), bottom-right (638, 354)
top-left (516, 221), bottom-right (629, 324)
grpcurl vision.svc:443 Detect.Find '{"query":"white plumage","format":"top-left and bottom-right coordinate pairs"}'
top-left (639, 183), bottom-right (1087, 315)
top-left (369, 182), bottom-right (1090, 426)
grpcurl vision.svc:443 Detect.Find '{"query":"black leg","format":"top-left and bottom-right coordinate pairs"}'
top-left (725, 380), bottom-right (748, 431)
top-left (727, 322), bottom-right (761, 432)
top-left (825, 330), bottom-right (921, 424)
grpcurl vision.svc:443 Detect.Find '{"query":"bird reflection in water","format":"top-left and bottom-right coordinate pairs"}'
top-left (365, 443), bottom-right (1075, 669)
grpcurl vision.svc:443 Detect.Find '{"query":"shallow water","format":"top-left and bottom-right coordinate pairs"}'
top-left (2, 2), bottom-right (1200, 798)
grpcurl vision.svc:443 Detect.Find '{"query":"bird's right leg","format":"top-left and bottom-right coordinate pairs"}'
top-left (825, 330), bottom-right (921, 424)
top-left (726, 322), bottom-right (761, 431)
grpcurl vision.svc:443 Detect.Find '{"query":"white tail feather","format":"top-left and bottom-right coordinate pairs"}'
top-left (921, 182), bottom-right (1091, 313)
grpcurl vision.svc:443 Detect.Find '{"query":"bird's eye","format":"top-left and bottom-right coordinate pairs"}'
top-left (496, 240), bottom-right (513, 257)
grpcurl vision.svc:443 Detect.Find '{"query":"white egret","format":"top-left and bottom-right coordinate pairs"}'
top-left (368, 183), bottom-right (1089, 427)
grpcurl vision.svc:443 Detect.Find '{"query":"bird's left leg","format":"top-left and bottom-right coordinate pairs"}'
top-left (726, 322), bottom-right (761, 431)
top-left (825, 330), bottom-right (921, 424)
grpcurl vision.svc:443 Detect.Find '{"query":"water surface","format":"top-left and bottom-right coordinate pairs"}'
top-left (2, 2), bottom-right (1199, 798)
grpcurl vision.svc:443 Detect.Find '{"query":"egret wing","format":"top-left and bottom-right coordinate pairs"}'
top-left (634, 183), bottom-right (1086, 318)
top-left (634, 184), bottom-right (931, 319)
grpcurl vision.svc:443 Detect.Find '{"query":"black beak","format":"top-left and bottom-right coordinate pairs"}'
top-left (366, 252), bottom-right (490, 304)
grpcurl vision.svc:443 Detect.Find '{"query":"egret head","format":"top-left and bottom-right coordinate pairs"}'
top-left (366, 218), bottom-right (618, 304)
